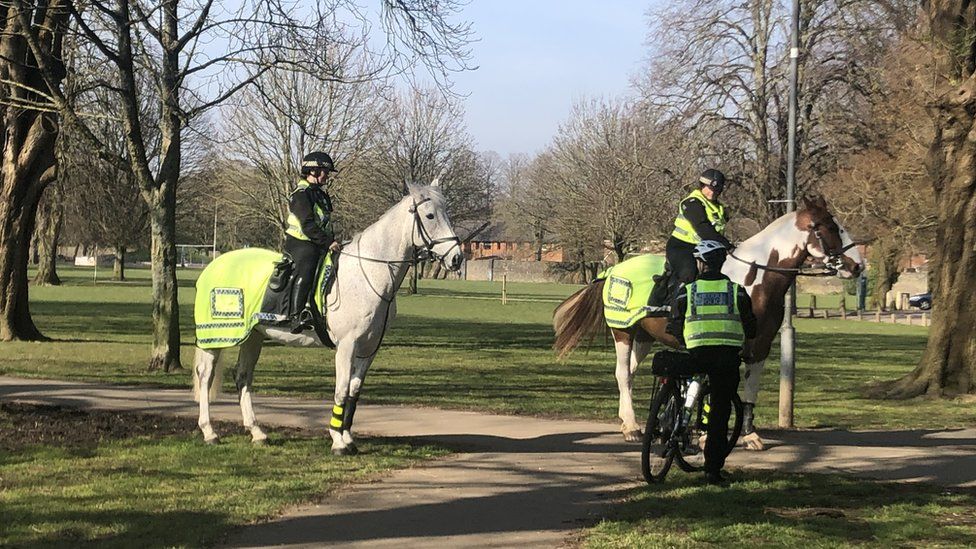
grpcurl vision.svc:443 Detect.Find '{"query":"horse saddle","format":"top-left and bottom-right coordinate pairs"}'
top-left (646, 262), bottom-right (680, 310)
top-left (257, 253), bottom-right (336, 347)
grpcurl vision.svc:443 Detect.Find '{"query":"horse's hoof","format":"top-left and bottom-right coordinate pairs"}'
top-left (742, 432), bottom-right (766, 451)
top-left (252, 437), bottom-right (268, 446)
top-left (623, 430), bottom-right (642, 443)
top-left (204, 436), bottom-right (220, 445)
top-left (332, 446), bottom-right (353, 456)
top-left (345, 442), bottom-right (359, 455)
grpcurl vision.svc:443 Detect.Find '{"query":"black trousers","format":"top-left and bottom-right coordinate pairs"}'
top-left (283, 236), bottom-right (323, 315)
top-left (689, 345), bottom-right (742, 474)
top-left (666, 237), bottom-right (698, 285)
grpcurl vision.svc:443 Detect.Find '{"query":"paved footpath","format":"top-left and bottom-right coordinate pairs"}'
top-left (2, 376), bottom-right (975, 548)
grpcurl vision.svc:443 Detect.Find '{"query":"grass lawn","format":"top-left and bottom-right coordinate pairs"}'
top-left (3, 266), bottom-right (973, 548)
top-left (584, 470), bottom-right (976, 548)
top-left (4, 265), bottom-right (967, 431)
top-left (0, 402), bottom-right (447, 548)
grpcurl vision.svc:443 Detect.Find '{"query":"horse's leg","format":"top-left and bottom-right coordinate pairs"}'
top-left (329, 339), bottom-right (355, 455)
top-left (194, 346), bottom-right (221, 444)
top-left (234, 331), bottom-right (267, 444)
top-left (741, 359), bottom-right (767, 451)
top-left (612, 329), bottom-right (641, 442)
top-left (339, 353), bottom-right (375, 453)
top-left (631, 335), bottom-right (653, 374)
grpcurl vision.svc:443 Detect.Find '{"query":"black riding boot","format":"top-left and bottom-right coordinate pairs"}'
top-left (283, 237), bottom-right (321, 333)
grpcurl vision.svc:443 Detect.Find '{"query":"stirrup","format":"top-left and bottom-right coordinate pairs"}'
top-left (291, 309), bottom-right (314, 334)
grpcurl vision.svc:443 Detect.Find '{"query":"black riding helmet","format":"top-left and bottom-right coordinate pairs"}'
top-left (698, 168), bottom-right (726, 193)
top-left (301, 151), bottom-right (338, 176)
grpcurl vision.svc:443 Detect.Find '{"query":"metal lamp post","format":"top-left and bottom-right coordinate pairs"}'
top-left (780, 0), bottom-right (801, 429)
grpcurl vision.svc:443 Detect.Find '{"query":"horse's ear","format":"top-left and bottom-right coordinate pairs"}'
top-left (814, 194), bottom-right (827, 208)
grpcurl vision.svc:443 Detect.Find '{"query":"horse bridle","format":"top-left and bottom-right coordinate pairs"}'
top-left (409, 197), bottom-right (462, 269)
top-left (812, 223), bottom-right (858, 273)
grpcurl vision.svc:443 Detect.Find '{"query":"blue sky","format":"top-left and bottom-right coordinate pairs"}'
top-left (449, 1), bottom-right (660, 157)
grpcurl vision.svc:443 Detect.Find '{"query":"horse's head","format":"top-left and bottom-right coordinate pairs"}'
top-left (797, 195), bottom-right (864, 279)
top-left (406, 180), bottom-right (464, 272)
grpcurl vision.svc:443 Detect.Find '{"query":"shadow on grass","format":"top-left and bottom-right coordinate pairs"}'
top-left (593, 470), bottom-right (976, 547)
top-left (4, 509), bottom-right (232, 549)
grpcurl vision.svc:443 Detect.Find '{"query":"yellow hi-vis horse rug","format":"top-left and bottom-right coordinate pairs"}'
top-left (194, 248), bottom-right (332, 349)
top-left (598, 254), bottom-right (668, 329)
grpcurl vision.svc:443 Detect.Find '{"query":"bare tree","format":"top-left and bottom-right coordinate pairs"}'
top-left (216, 47), bottom-right (389, 248)
top-left (7, 0), bottom-right (473, 370)
top-left (60, 112), bottom-right (151, 281)
top-left (546, 99), bottom-right (685, 262)
top-left (497, 153), bottom-right (556, 261)
top-left (639, 0), bottom-right (912, 222)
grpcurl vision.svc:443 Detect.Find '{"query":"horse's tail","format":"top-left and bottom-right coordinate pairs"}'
top-left (192, 347), bottom-right (225, 403)
top-left (553, 279), bottom-right (606, 359)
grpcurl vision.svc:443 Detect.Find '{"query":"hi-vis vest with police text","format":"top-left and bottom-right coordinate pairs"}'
top-left (683, 278), bottom-right (744, 349)
top-left (285, 180), bottom-right (333, 242)
top-left (671, 189), bottom-right (726, 244)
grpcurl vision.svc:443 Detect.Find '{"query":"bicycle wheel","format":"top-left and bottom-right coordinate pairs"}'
top-left (641, 380), bottom-right (678, 483)
top-left (675, 389), bottom-right (744, 472)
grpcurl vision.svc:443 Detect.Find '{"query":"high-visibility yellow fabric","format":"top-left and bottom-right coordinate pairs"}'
top-left (285, 180), bottom-right (332, 241)
top-left (683, 278), bottom-right (744, 348)
top-left (671, 189), bottom-right (726, 244)
top-left (598, 254), bottom-right (667, 329)
top-left (194, 248), bottom-right (334, 349)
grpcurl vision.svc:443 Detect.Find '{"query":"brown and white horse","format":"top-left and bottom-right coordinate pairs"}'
top-left (552, 195), bottom-right (863, 449)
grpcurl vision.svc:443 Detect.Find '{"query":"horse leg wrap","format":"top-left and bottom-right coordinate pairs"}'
top-left (330, 400), bottom-right (345, 430)
top-left (742, 401), bottom-right (756, 435)
top-left (341, 395), bottom-right (359, 432)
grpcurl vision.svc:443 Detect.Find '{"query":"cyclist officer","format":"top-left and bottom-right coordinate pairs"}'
top-left (666, 240), bottom-right (757, 485)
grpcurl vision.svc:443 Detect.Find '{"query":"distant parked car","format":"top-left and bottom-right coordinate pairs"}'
top-left (908, 292), bottom-right (932, 310)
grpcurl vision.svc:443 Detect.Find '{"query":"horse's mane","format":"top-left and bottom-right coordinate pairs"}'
top-left (350, 183), bottom-right (444, 244)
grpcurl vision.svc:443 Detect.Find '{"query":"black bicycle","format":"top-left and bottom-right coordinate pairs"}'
top-left (641, 351), bottom-right (743, 483)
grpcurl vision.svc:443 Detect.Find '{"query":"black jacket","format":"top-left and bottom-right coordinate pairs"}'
top-left (289, 184), bottom-right (335, 249)
top-left (680, 196), bottom-right (733, 248)
top-left (666, 270), bottom-right (757, 347)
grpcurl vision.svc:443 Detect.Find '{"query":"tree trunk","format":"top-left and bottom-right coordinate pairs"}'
top-left (878, 6), bottom-right (976, 397)
top-left (870, 240), bottom-right (901, 311)
top-left (146, 188), bottom-right (181, 372)
top-left (113, 245), bottom-right (125, 281)
top-left (32, 181), bottom-right (63, 286)
top-left (0, 171), bottom-right (49, 340)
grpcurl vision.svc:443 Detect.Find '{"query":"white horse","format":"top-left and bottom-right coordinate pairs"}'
top-left (192, 181), bottom-right (463, 454)
top-left (553, 195), bottom-right (864, 449)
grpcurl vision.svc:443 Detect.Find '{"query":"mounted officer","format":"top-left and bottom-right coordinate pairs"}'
top-left (667, 169), bottom-right (735, 289)
top-left (284, 151), bottom-right (341, 331)
top-left (667, 240), bottom-right (756, 485)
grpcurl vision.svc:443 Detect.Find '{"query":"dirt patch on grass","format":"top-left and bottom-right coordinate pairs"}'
top-left (0, 401), bottom-right (306, 451)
